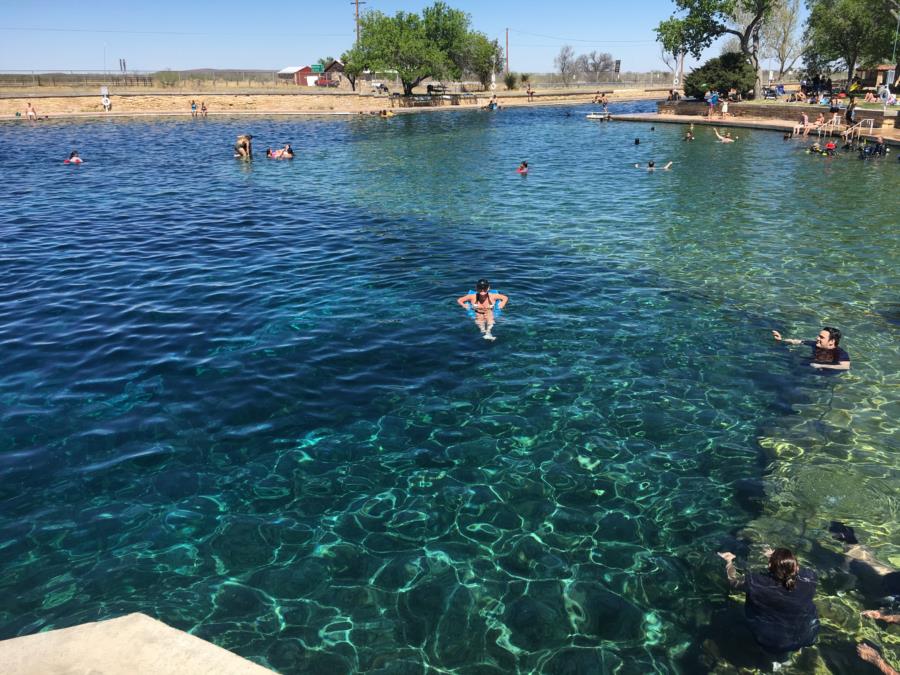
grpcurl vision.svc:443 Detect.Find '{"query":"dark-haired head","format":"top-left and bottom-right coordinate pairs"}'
top-left (768, 548), bottom-right (800, 591)
top-left (476, 279), bottom-right (490, 293)
top-left (822, 326), bottom-right (841, 346)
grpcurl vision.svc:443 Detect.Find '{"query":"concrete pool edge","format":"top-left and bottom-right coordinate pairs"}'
top-left (0, 612), bottom-right (276, 675)
top-left (609, 112), bottom-right (900, 145)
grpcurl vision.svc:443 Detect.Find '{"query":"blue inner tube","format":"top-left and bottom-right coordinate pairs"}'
top-left (464, 290), bottom-right (502, 318)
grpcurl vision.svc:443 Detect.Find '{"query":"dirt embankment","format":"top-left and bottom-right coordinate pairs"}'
top-left (0, 88), bottom-right (663, 119)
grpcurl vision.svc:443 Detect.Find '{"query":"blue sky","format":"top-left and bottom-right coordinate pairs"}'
top-left (1, 0), bottom-right (783, 74)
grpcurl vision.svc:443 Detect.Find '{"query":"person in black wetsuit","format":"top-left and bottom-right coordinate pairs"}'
top-left (717, 548), bottom-right (819, 659)
top-left (772, 326), bottom-right (850, 370)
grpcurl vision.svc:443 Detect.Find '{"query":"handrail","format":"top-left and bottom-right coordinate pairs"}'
top-left (817, 117), bottom-right (843, 137)
top-left (842, 118), bottom-right (874, 141)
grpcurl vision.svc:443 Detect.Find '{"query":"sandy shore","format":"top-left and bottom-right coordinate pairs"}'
top-left (0, 88), bottom-right (662, 119)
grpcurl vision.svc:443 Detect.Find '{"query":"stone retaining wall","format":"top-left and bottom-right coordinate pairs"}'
top-left (658, 100), bottom-right (886, 128)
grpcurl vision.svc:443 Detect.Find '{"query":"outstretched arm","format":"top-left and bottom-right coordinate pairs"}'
top-left (772, 330), bottom-right (804, 345)
top-left (717, 552), bottom-right (745, 590)
top-left (858, 644), bottom-right (900, 675)
top-left (863, 610), bottom-right (900, 624)
top-left (663, 162), bottom-right (673, 170)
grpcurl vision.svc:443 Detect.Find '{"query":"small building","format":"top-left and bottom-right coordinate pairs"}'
top-left (857, 64), bottom-right (899, 89)
top-left (323, 60), bottom-right (344, 83)
top-left (277, 66), bottom-right (315, 86)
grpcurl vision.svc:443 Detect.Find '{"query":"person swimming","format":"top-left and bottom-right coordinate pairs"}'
top-left (635, 161), bottom-right (672, 171)
top-left (517, 161), bottom-right (528, 175)
top-left (714, 128), bottom-right (735, 143)
top-left (64, 150), bottom-right (84, 164)
top-left (456, 279), bottom-right (509, 341)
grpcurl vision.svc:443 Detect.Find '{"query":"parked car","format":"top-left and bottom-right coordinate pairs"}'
top-left (315, 77), bottom-right (339, 88)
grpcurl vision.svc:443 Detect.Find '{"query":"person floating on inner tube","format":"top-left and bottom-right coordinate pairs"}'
top-left (64, 150), bottom-right (84, 164)
top-left (457, 279), bottom-right (508, 341)
top-left (234, 134), bottom-right (253, 159)
top-left (517, 161), bottom-right (528, 175)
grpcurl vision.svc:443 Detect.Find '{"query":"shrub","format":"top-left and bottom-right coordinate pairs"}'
top-left (520, 72), bottom-right (530, 84)
top-left (684, 52), bottom-right (756, 100)
top-left (504, 71), bottom-right (519, 90)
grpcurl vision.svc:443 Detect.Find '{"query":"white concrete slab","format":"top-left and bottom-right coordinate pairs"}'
top-left (0, 613), bottom-right (276, 675)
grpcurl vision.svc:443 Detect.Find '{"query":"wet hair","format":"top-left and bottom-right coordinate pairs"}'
top-left (476, 279), bottom-right (490, 292)
top-left (521, 161), bottom-right (528, 168)
top-left (69, 150), bottom-right (79, 158)
top-left (648, 161), bottom-right (655, 168)
top-left (634, 138), bottom-right (640, 145)
top-left (822, 326), bottom-right (841, 346)
top-left (768, 548), bottom-right (800, 591)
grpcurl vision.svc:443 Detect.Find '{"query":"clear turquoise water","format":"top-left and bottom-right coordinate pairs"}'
top-left (0, 104), bottom-right (898, 673)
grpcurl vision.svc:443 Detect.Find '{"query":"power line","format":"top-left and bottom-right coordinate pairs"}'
top-left (0, 26), bottom-right (350, 37)
top-left (508, 28), bottom-right (655, 44)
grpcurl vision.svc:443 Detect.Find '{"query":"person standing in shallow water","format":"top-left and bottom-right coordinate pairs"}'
top-left (717, 548), bottom-right (819, 659)
top-left (457, 279), bottom-right (508, 341)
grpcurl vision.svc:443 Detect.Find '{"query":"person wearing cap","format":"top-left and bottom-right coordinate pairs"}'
top-left (234, 134), bottom-right (253, 159)
top-left (772, 326), bottom-right (850, 370)
top-left (457, 280), bottom-right (508, 341)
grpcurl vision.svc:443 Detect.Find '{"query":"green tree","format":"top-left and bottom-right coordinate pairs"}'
top-left (504, 71), bottom-right (519, 89)
top-left (359, 10), bottom-right (448, 95)
top-left (423, 2), bottom-right (470, 79)
top-left (466, 32), bottom-right (503, 88)
top-left (683, 51), bottom-right (757, 97)
top-left (656, 0), bottom-right (779, 97)
top-left (341, 47), bottom-right (367, 92)
top-left (805, 0), bottom-right (895, 84)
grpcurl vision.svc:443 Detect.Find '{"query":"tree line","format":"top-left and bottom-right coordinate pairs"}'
top-left (553, 48), bottom-right (617, 86)
top-left (655, 0), bottom-right (900, 99)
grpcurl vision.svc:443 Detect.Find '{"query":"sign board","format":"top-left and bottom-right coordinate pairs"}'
top-left (614, 60), bottom-right (621, 74)
top-left (311, 64), bottom-right (324, 74)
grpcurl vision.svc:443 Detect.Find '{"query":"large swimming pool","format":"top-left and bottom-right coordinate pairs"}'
top-left (1, 102), bottom-right (898, 673)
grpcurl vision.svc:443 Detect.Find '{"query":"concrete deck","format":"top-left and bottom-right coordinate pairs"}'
top-left (608, 112), bottom-right (900, 146)
top-left (0, 613), bottom-right (276, 675)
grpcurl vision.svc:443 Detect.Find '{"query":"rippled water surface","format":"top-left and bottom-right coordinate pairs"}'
top-left (1, 103), bottom-right (898, 673)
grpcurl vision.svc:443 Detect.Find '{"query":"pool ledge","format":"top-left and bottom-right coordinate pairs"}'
top-left (0, 612), bottom-right (275, 675)
top-left (610, 112), bottom-right (900, 145)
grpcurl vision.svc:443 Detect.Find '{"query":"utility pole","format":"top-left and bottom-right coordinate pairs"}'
top-left (505, 28), bottom-right (509, 74)
top-left (352, 0), bottom-right (367, 44)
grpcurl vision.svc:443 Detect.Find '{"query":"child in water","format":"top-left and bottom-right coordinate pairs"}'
top-left (457, 279), bottom-right (508, 341)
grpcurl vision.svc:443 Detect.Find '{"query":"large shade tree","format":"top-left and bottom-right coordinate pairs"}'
top-left (804, 0), bottom-right (897, 84)
top-left (351, 1), bottom-right (502, 96)
top-left (656, 0), bottom-right (779, 97)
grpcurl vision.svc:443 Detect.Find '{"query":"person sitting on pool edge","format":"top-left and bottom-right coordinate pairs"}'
top-left (234, 134), bottom-right (253, 159)
top-left (457, 279), bottom-right (508, 341)
top-left (717, 547), bottom-right (819, 661)
top-left (772, 326), bottom-right (850, 370)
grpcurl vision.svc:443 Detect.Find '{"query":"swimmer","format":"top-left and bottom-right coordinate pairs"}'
top-left (634, 161), bottom-right (673, 171)
top-left (634, 138), bottom-right (640, 145)
top-left (282, 143), bottom-right (294, 159)
top-left (713, 128), bottom-right (735, 143)
top-left (683, 130), bottom-right (694, 141)
top-left (234, 134), bottom-right (253, 159)
top-left (772, 326), bottom-right (850, 370)
top-left (457, 279), bottom-right (508, 341)
top-left (517, 161), bottom-right (528, 175)
top-left (65, 150), bottom-right (83, 164)
top-left (379, 109), bottom-right (394, 118)
top-left (25, 102), bottom-right (37, 121)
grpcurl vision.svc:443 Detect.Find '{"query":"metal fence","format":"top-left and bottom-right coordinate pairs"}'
top-left (0, 70), bottom-right (295, 89)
